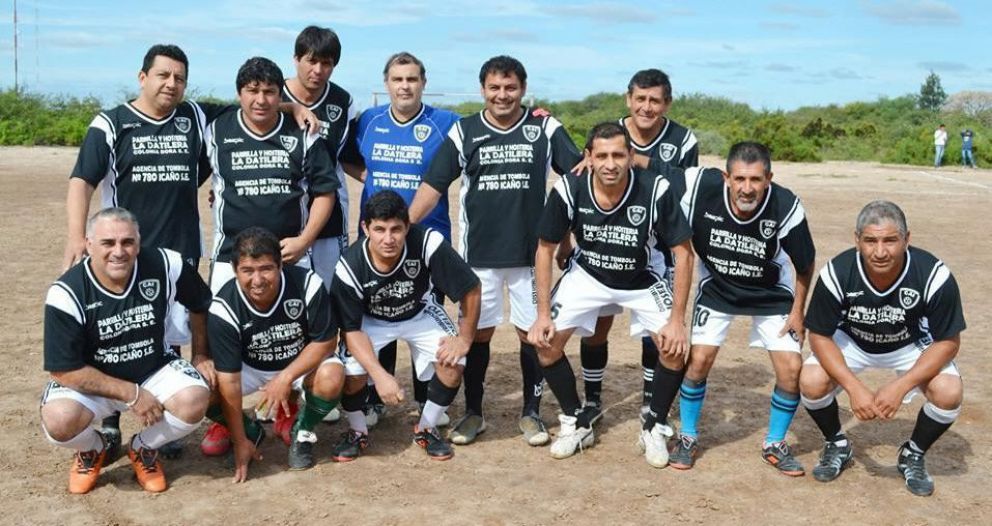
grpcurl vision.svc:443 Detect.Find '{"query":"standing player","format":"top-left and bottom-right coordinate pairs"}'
top-left (203, 227), bottom-right (344, 477)
top-left (800, 201), bottom-right (964, 496)
top-left (330, 191), bottom-right (481, 461)
top-left (409, 56), bottom-right (583, 446)
top-left (41, 208), bottom-right (213, 493)
top-left (528, 122), bottom-right (694, 462)
top-left (659, 142), bottom-right (815, 476)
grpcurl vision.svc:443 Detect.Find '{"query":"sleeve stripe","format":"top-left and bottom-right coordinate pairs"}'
top-left (423, 228), bottom-right (443, 267)
top-left (821, 261), bottom-right (843, 303)
top-left (209, 298), bottom-right (241, 333)
top-left (551, 176), bottom-right (573, 220)
top-left (334, 260), bottom-right (364, 300)
top-left (680, 132), bottom-right (698, 162)
top-left (92, 113), bottom-right (116, 148)
top-left (451, 121), bottom-right (466, 167)
top-left (650, 175), bottom-right (672, 231)
top-left (304, 270), bottom-right (325, 304)
top-left (925, 261), bottom-right (951, 303)
top-left (682, 167), bottom-right (705, 225)
top-left (46, 282), bottom-right (85, 325)
top-left (778, 198), bottom-right (806, 239)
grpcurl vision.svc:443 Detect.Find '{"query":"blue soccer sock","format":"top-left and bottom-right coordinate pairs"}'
top-left (766, 385), bottom-right (800, 445)
top-left (678, 377), bottom-right (707, 439)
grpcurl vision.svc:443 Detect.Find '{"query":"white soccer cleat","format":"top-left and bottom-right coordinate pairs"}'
top-left (639, 423), bottom-right (674, 468)
top-left (550, 414), bottom-right (594, 459)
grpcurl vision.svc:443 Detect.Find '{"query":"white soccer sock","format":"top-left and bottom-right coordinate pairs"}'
top-left (800, 391), bottom-right (837, 410)
top-left (46, 426), bottom-right (104, 452)
top-left (418, 401), bottom-right (447, 430)
top-left (345, 410), bottom-right (368, 434)
top-left (133, 412), bottom-right (198, 450)
top-left (923, 402), bottom-right (961, 424)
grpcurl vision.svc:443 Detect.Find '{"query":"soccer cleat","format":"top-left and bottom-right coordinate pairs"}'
top-left (580, 400), bottom-right (604, 425)
top-left (669, 434), bottom-right (698, 470)
top-left (274, 401), bottom-right (300, 446)
top-left (812, 439), bottom-right (853, 482)
top-left (200, 423), bottom-right (231, 457)
top-left (762, 441), bottom-right (806, 477)
top-left (331, 430), bottom-right (370, 462)
top-left (414, 426), bottom-right (454, 460)
top-left (322, 407), bottom-right (341, 423)
top-left (519, 413), bottom-right (550, 446)
top-left (159, 439), bottom-right (183, 460)
top-left (288, 430), bottom-right (318, 470)
top-left (418, 403), bottom-right (451, 428)
top-left (364, 403), bottom-right (386, 428)
top-left (68, 438), bottom-right (107, 494)
top-left (638, 404), bottom-right (651, 426)
top-left (448, 413), bottom-right (487, 445)
top-left (128, 440), bottom-right (167, 493)
top-left (897, 443), bottom-right (935, 496)
top-left (549, 414), bottom-right (594, 459)
top-left (639, 423), bottom-right (675, 468)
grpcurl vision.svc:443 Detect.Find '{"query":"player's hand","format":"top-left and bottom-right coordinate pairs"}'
top-left (129, 387), bottom-right (165, 427)
top-left (555, 238), bottom-right (575, 271)
top-left (290, 105), bottom-right (321, 135)
top-left (192, 355), bottom-right (218, 390)
top-left (778, 311), bottom-right (807, 348)
top-left (527, 315), bottom-right (556, 350)
top-left (279, 236), bottom-right (309, 264)
top-left (632, 153), bottom-right (652, 170)
top-left (847, 384), bottom-right (878, 421)
top-left (569, 155), bottom-right (592, 176)
top-left (230, 436), bottom-right (262, 483)
top-left (531, 107), bottom-right (551, 118)
top-left (256, 376), bottom-right (293, 421)
top-left (372, 374), bottom-right (404, 406)
top-left (437, 335), bottom-right (470, 367)
top-left (874, 381), bottom-right (908, 420)
top-left (208, 189), bottom-right (216, 209)
top-left (62, 238), bottom-right (87, 272)
top-left (656, 319), bottom-right (688, 358)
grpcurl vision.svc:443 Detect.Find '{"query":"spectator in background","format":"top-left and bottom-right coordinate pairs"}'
top-left (961, 129), bottom-right (976, 168)
top-left (933, 124), bottom-right (947, 168)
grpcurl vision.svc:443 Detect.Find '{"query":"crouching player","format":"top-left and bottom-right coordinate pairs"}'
top-left (202, 227), bottom-right (344, 479)
top-left (330, 190), bottom-right (481, 461)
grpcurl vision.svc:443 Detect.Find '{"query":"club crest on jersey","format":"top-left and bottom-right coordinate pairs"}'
top-left (139, 279), bottom-right (160, 301)
top-left (414, 124), bottom-right (431, 143)
top-left (326, 104), bottom-right (343, 122)
top-left (899, 288), bottom-right (920, 309)
top-left (627, 205), bottom-right (647, 226)
top-left (522, 125), bottom-right (541, 143)
top-left (403, 260), bottom-right (421, 279)
top-left (760, 219), bottom-right (777, 239)
top-left (659, 143), bottom-right (678, 162)
top-left (174, 116), bottom-right (191, 134)
top-left (284, 299), bottom-right (304, 320)
top-left (280, 135), bottom-right (299, 153)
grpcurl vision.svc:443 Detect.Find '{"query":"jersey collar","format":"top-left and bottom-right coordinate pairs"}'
top-left (389, 103), bottom-right (426, 127)
top-left (362, 238), bottom-right (409, 278)
top-left (84, 257), bottom-right (139, 300)
top-left (587, 168), bottom-right (635, 215)
top-left (722, 183), bottom-right (773, 225)
top-left (620, 115), bottom-right (668, 152)
top-left (856, 249), bottom-right (912, 297)
top-left (237, 110), bottom-right (285, 141)
top-left (235, 270), bottom-right (287, 317)
top-left (125, 101), bottom-right (179, 125)
top-left (282, 80), bottom-right (330, 109)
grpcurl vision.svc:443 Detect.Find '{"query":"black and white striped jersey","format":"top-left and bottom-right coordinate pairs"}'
top-left (682, 167), bottom-right (815, 315)
top-left (331, 224), bottom-right (479, 328)
top-left (207, 111), bottom-right (339, 262)
top-left (805, 247), bottom-right (965, 354)
top-left (539, 168), bottom-right (691, 291)
top-left (71, 101), bottom-right (228, 260)
top-left (44, 249), bottom-right (211, 383)
top-left (208, 265), bottom-right (335, 373)
top-left (620, 116), bottom-right (699, 172)
top-left (423, 109), bottom-right (583, 268)
top-left (282, 81), bottom-right (354, 240)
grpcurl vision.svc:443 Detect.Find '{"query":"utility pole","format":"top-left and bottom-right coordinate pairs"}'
top-left (13, 0), bottom-right (19, 91)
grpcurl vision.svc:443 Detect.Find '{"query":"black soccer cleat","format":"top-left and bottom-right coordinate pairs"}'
top-left (897, 442), bottom-right (935, 496)
top-left (414, 426), bottom-right (453, 461)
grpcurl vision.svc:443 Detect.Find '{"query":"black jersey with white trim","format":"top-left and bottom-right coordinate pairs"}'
top-left (423, 109), bottom-right (583, 268)
top-left (805, 247), bottom-right (965, 354)
top-left (43, 249), bottom-right (212, 383)
top-left (539, 168), bottom-right (691, 290)
top-left (682, 167), bottom-right (815, 315)
top-left (207, 111), bottom-right (338, 262)
top-left (620, 116), bottom-right (699, 172)
top-left (208, 266), bottom-right (335, 373)
top-left (70, 101), bottom-right (228, 260)
top-left (331, 224), bottom-right (479, 328)
top-left (282, 81), bottom-right (354, 239)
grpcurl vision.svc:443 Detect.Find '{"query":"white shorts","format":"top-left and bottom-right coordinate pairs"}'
top-left (209, 256), bottom-right (312, 294)
top-left (310, 236), bottom-right (346, 292)
top-left (40, 359), bottom-right (208, 419)
top-left (343, 302), bottom-right (462, 381)
top-left (690, 305), bottom-right (801, 352)
top-left (475, 266), bottom-right (537, 331)
top-left (595, 248), bottom-right (671, 318)
top-left (552, 264), bottom-right (672, 338)
top-left (239, 356), bottom-right (343, 394)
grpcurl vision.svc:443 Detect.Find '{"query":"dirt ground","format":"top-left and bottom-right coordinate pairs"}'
top-left (0, 146), bottom-right (989, 525)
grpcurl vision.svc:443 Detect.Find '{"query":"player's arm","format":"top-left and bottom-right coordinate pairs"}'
top-left (169, 256), bottom-right (216, 388)
top-left (779, 201), bottom-right (816, 347)
top-left (654, 184), bottom-right (694, 357)
top-left (216, 370), bottom-right (260, 482)
top-left (547, 119), bottom-right (583, 174)
top-left (338, 121), bottom-right (366, 183)
top-left (63, 116), bottom-right (114, 271)
top-left (529, 181), bottom-right (573, 349)
top-left (343, 330), bottom-right (404, 405)
top-left (278, 102), bottom-right (320, 134)
top-left (283, 135), bottom-right (338, 263)
top-left (282, 192), bottom-right (333, 264)
top-left (410, 132), bottom-right (462, 223)
top-left (63, 178), bottom-right (96, 270)
top-left (259, 337), bottom-right (334, 419)
top-left (427, 234), bottom-right (482, 365)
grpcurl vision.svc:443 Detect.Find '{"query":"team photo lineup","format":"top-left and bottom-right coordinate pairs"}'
top-left (41, 23), bottom-right (968, 502)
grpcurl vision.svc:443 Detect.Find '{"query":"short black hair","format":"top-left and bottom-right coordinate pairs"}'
top-left (627, 68), bottom-right (673, 102)
top-left (142, 44), bottom-right (188, 75)
top-left (236, 57), bottom-right (284, 92)
top-left (232, 227), bottom-right (282, 268)
top-left (479, 55), bottom-right (527, 85)
top-left (362, 190), bottom-right (409, 225)
top-left (294, 26), bottom-right (342, 66)
top-left (726, 141), bottom-right (772, 174)
top-left (383, 51), bottom-right (426, 80)
top-left (584, 121), bottom-right (631, 151)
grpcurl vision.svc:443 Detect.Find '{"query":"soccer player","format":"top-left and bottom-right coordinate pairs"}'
top-left (330, 191), bottom-right (481, 461)
top-left (660, 141), bottom-right (815, 476)
top-left (202, 227), bottom-right (344, 478)
top-left (41, 208), bottom-right (213, 493)
top-left (409, 55), bottom-right (583, 446)
top-left (528, 122), bottom-right (693, 462)
top-left (800, 201), bottom-right (965, 496)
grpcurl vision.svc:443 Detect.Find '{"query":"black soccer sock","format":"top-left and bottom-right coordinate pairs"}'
top-left (341, 386), bottom-right (368, 413)
top-left (463, 341), bottom-right (491, 416)
top-left (910, 403), bottom-right (957, 453)
top-left (101, 411), bottom-right (121, 430)
top-left (644, 363), bottom-right (685, 430)
top-left (367, 341), bottom-right (397, 406)
top-left (806, 398), bottom-right (844, 441)
top-left (580, 340), bottom-right (608, 404)
top-left (542, 356), bottom-right (588, 428)
top-left (413, 373), bottom-right (429, 405)
top-left (520, 342), bottom-right (544, 415)
top-left (641, 336), bottom-right (658, 406)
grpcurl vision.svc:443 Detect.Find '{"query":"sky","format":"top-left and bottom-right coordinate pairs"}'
top-left (0, 0), bottom-right (988, 110)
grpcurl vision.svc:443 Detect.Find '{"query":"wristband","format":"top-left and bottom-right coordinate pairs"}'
top-left (125, 383), bottom-right (140, 408)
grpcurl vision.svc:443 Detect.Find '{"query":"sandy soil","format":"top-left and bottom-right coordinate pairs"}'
top-left (0, 147), bottom-right (988, 525)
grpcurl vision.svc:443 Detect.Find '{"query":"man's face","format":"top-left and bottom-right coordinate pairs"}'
top-left (138, 55), bottom-right (187, 114)
top-left (238, 81), bottom-right (282, 128)
top-left (724, 161), bottom-right (772, 216)
top-left (856, 221), bottom-right (909, 277)
top-left (235, 254), bottom-right (281, 307)
top-left (86, 218), bottom-right (140, 284)
top-left (363, 218), bottom-right (409, 261)
top-left (385, 63), bottom-right (425, 116)
top-left (295, 52), bottom-right (334, 91)
top-left (587, 135), bottom-right (633, 189)
top-left (481, 72), bottom-right (525, 120)
top-left (625, 85), bottom-right (669, 131)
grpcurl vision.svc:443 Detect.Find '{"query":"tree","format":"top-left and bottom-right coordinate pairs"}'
top-left (918, 71), bottom-right (947, 111)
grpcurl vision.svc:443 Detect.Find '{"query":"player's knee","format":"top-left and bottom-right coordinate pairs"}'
top-left (165, 386), bottom-right (210, 424)
top-left (581, 316), bottom-right (613, 345)
top-left (799, 364), bottom-right (833, 398)
top-left (40, 401), bottom-right (92, 443)
top-left (312, 363), bottom-right (345, 398)
top-left (344, 375), bottom-right (368, 394)
top-left (475, 327), bottom-right (496, 343)
top-left (535, 346), bottom-right (564, 367)
top-left (687, 346), bottom-right (717, 377)
top-left (925, 373), bottom-right (963, 409)
top-left (773, 352), bottom-right (803, 387)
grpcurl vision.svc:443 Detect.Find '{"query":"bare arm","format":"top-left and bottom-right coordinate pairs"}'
top-left (281, 193), bottom-right (333, 264)
top-left (188, 311), bottom-right (216, 390)
top-left (216, 371), bottom-right (260, 483)
top-left (875, 336), bottom-right (960, 419)
top-left (257, 338), bottom-right (335, 419)
top-left (51, 366), bottom-right (164, 427)
top-left (408, 183), bottom-right (443, 224)
top-left (63, 178), bottom-right (95, 271)
top-left (657, 240), bottom-right (694, 357)
top-left (344, 330), bottom-right (404, 405)
top-left (437, 285), bottom-right (481, 366)
top-left (341, 161), bottom-right (366, 183)
top-left (781, 264), bottom-right (814, 347)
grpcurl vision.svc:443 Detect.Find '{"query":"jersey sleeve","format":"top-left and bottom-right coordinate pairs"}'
top-left (678, 131), bottom-right (700, 168)
top-left (69, 114), bottom-right (113, 186)
top-left (423, 127), bottom-right (464, 193)
top-left (804, 263), bottom-right (844, 336)
top-left (547, 118), bottom-right (583, 174)
top-left (337, 114), bottom-right (364, 165)
top-left (653, 178), bottom-right (692, 247)
top-left (169, 251), bottom-right (212, 313)
top-left (43, 283), bottom-right (88, 373)
top-left (330, 260), bottom-right (366, 332)
top-left (779, 199), bottom-right (816, 275)
top-left (207, 299), bottom-right (244, 373)
top-left (304, 132), bottom-right (340, 195)
top-left (424, 230), bottom-right (480, 302)
top-left (923, 264), bottom-right (967, 341)
top-left (536, 177), bottom-right (574, 244)
top-left (304, 272), bottom-right (337, 342)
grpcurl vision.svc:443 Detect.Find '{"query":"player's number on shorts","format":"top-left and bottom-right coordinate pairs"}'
top-left (693, 306), bottom-right (710, 328)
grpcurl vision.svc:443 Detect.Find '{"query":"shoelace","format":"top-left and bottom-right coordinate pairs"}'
top-left (820, 443), bottom-right (846, 469)
top-left (901, 453), bottom-right (929, 481)
top-left (75, 450), bottom-right (99, 473)
top-left (137, 449), bottom-right (160, 473)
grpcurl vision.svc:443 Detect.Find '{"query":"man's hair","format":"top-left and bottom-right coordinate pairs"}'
top-left (383, 51), bottom-right (426, 80)
top-left (939, 123), bottom-right (945, 127)
top-left (627, 68), bottom-right (673, 102)
top-left (86, 207), bottom-right (140, 238)
top-left (478, 55), bottom-right (527, 85)
top-left (362, 190), bottom-right (409, 225)
top-left (142, 44), bottom-right (188, 74)
top-left (294, 25), bottom-right (342, 66)
top-left (856, 200), bottom-right (908, 238)
top-left (232, 227), bottom-right (282, 267)
top-left (236, 57), bottom-right (284, 92)
top-left (584, 121), bottom-right (631, 151)
top-left (726, 141), bottom-right (772, 175)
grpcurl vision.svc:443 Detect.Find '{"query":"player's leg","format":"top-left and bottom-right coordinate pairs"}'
top-left (579, 312), bottom-right (614, 423)
top-left (754, 316), bottom-right (805, 476)
top-left (201, 367), bottom-right (265, 457)
top-left (800, 343), bottom-right (855, 482)
top-left (364, 340), bottom-right (396, 427)
top-left (333, 374), bottom-right (372, 462)
top-left (40, 382), bottom-right (110, 494)
top-left (290, 359), bottom-right (345, 470)
top-left (508, 267), bottom-right (549, 445)
top-left (406, 309), bottom-right (464, 460)
top-left (898, 359), bottom-right (962, 496)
